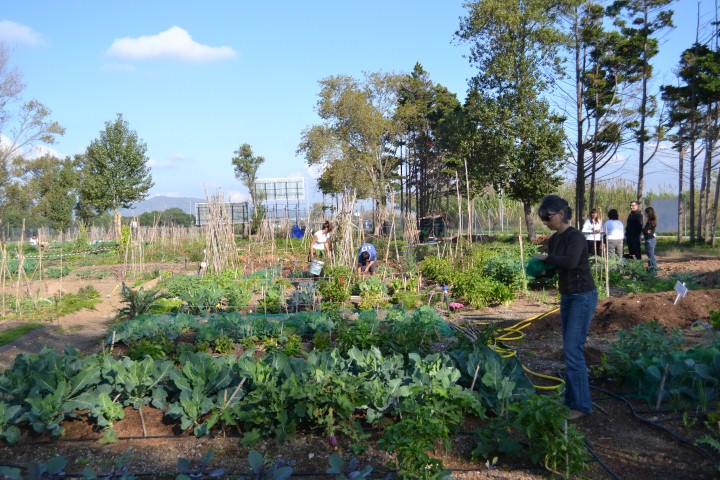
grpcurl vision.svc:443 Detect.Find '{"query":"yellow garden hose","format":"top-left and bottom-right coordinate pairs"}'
top-left (474, 307), bottom-right (565, 391)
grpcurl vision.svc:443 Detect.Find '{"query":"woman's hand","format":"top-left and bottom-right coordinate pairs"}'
top-left (533, 254), bottom-right (548, 261)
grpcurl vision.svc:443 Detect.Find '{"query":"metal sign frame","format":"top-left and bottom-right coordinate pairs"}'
top-left (195, 202), bottom-right (249, 226)
top-left (254, 177), bottom-right (305, 201)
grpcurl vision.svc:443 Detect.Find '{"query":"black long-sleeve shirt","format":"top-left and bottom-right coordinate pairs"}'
top-left (545, 226), bottom-right (596, 294)
top-left (643, 221), bottom-right (656, 240)
top-left (626, 211), bottom-right (643, 236)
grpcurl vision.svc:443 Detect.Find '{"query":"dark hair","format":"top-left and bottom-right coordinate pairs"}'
top-left (538, 195), bottom-right (572, 223)
top-left (360, 251), bottom-right (370, 263)
top-left (608, 209), bottom-right (619, 220)
top-left (322, 220), bottom-right (333, 232)
top-left (644, 207), bottom-right (657, 226)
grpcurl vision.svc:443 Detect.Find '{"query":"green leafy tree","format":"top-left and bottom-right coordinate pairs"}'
top-left (566, 2), bottom-right (632, 220)
top-left (77, 114), bottom-right (154, 236)
top-left (606, 0), bottom-right (675, 202)
top-left (0, 42), bottom-right (65, 224)
top-left (231, 143), bottom-right (265, 208)
top-left (456, 0), bottom-right (569, 238)
top-left (298, 71), bottom-right (404, 222)
top-left (661, 42), bottom-right (720, 243)
top-left (10, 154), bottom-right (78, 231)
top-left (137, 207), bottom-right (195, 227)
top-left (395, 63), bottom-right (460, 217)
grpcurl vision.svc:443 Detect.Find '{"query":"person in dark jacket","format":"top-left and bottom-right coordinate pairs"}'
top-left (643, 207), bottom-right (658, 272)
top-left (533, 195), bottom-right (597, 421)
top-left (626, 201), bottom-right (643, 259)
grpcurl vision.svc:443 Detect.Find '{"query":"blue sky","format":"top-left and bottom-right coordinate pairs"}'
top-left (0, 0), bottom-right (714, 205)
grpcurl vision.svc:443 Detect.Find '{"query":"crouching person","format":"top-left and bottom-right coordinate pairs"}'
top-left (357, 243), bottom-right (377, 276)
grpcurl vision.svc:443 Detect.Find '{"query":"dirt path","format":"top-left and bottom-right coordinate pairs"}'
top-left (0, 264), bottom-right (181, 370)
top-left (0, 277), bottom-right (122, 370)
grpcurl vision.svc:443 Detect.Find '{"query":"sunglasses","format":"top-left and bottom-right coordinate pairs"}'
top-left (539, 212), bottom-right (558, 222)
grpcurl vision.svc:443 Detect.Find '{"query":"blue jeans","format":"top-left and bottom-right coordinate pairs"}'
top-left (644, 237), bottom-right (657, 270)
top-left (561, 289), bottom-right (598, 413)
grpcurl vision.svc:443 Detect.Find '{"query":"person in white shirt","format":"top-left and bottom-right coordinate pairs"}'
top-left (309, 220), bottom-right (333, 261)
top-left (603, 209), bottom-right (625, 258)
top-left (581, 208), bottom-right (603, 256)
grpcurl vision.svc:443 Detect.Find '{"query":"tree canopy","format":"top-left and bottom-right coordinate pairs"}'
top-left (298, 72), bottom-right (404, 213)
top-left (77, 114), bottom-right (153, 231)
top-left (231, 143), bottom-right (265, 207)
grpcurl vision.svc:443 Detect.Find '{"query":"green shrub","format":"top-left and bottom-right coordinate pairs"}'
top-left (452, 269), bottom-right (514, 308)
top-left (316, 266), bottom-right (351, 304)
top-left (482, 255), bottom-right (525, 290)
top-left (213, 334), bottom-right (235, 354)
top-left (604, 319), bottom-right (684, 379)
top-left (76, 269), bottom-right (109, 280)
top-left (418, 256), bottom-right (456, 286)
top-left (357, 276), bottom-right (389, 310)
top-left (257, 285), bottom-right (284, 314)
top-left (312, 332), bottom-right (331, 351)
top-left (119, 283), bottom-right (167, 319)
top-left (57, 286), bottom-right (101, 316)
top-left (391, 290), bottom-right (422, 309)
top-left (128, 337), bottom-right (173, 360)
top-left (44, 266), bottom-right (71, 279)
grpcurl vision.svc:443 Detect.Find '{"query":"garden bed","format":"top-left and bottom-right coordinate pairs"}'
top-left (0, 253), bottom-right (719, 479)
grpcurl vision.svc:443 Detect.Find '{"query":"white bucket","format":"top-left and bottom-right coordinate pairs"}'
top-left (309, 259), bottom-right (325, 275)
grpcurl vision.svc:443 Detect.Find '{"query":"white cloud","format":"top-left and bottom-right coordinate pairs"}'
top-left (106, 26), bottom-right (237, 62)
top-left (148, 158), bottom-right (175, 168)
top-left (0, 20), bottom-right (44, 46)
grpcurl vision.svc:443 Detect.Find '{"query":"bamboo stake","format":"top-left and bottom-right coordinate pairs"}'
top-left (1, 245), bottom-right (6, 318)
top-left (464, 159), bottom-right (472, 240)
top-left (455, 172), bottom-right (462, 258)
top-left (518, 214), bottom-right (527, 292)
top-left (605, 239), bottom-right (610, 297)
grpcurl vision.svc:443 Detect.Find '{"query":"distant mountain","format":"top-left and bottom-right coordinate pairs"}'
top-left (119, 196), bottom-right (204, 216)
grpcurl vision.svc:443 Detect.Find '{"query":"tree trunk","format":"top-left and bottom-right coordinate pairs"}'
top-left (677, 148), bottom-right (684, 244)
top-left (635, 7), bottom-right (650, 204)
top-left (574, 11), bottom-right (586, 230)
top-left (711, 164), bottom-right (720, 247)
top-left (698, 135), bottom-right (710, 241)
top-left (689, 139), bottom-right (696, 242)
top-left (524, 201), bottom-right (535, 241)
top-left (114, 209), bottom-right (122, 242)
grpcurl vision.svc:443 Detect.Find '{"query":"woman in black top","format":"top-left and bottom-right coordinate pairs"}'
top-left (533, 195), bottom-right (597, 420)
top-left (643, 207), bottom-right (657, 272)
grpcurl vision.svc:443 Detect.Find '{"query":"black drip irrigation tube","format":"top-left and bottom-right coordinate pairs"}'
top-left (583, 440), bottom-right (624, 480)
top-left (553, 371), bottom-right (669, 480)
top-left (590, 384), bottom-right (720, 469)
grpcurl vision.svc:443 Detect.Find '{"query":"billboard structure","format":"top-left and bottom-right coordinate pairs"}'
top-left (254, 177), bottom-right (305, 201)
top-left (195, 202), bottom-right (250, 226)
top-left (254, 177), bottom-right (308, 222)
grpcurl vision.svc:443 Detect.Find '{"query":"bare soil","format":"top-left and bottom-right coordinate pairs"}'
top-left (0, 254), bottom-right (719, 478)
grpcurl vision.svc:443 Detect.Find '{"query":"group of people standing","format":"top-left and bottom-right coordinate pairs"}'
top-left (580, 201), bottom-right (658, 272)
